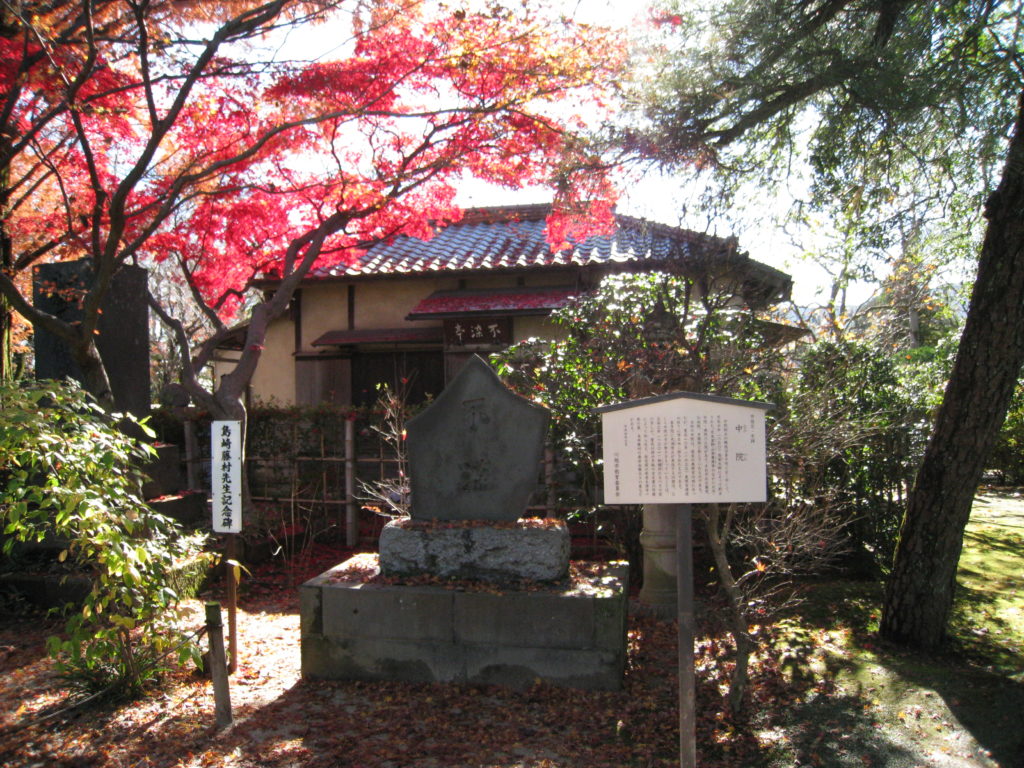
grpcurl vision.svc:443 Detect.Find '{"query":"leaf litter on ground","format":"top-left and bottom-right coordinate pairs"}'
top-left (1, 496), bottom-right (1022, 768)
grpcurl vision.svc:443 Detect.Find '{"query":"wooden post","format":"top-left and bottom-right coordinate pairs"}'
top-left (225, 534), bottom-right (238, 674)
top-left (321, 431), bottom-right (329, 523)
top-left (345, 417), bottom-right (358, 546)
top-left (205, 602), bottom-right (233, 729)
top-left (675, 503), bottom-right (696, 768)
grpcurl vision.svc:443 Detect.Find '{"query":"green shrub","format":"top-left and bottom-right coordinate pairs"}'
top-left (989, 380), bottom-right (1024, 484)
top-left (494, 272), bottom-right (781, 572)
top-left (0, 379), bottom-right (208, 699)
top-left (786, 339), bottom-right (936, 572)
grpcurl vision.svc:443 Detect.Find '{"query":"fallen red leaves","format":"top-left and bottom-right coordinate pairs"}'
top-left (387, 518), bottom-right (566, 532)
top-left (0, 553), bottom-right (808, 768)
top-left (326, 553), bottom-right (626, 597)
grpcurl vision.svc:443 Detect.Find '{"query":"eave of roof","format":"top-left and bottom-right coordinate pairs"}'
top-left (755, 319), bottom-right (811, 347)
top-left (311, 327), bottom-right (444, 347)
top-left (313, 204), bottom-right (736, 277)
top-left (406, 286), bottom-right (577, 319)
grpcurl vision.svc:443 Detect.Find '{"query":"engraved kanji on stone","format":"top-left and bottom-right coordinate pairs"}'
top-left (405, 355), bottom-right (549, 521)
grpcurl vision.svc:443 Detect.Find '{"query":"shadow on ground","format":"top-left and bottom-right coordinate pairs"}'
top-left (780, 579), bottom-right (1024, 767)
top-left (882, 651), bottom-right (1024, 767)
top-left (779, 693), bottom-right (936, 768)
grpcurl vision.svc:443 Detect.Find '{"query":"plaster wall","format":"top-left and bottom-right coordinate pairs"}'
top-left (297, 283), bottom-right (348, 350)
top-left (241, 269), bottom-right (584, 405)
top-left (352, 277), bottom-right (454, 332)
top-left (465, 269), bottom-right (578, 290)
top-left (210, 321), bottom-right (298, 406)
top-left (250, 318), bottom-right (298, 405)
top-left (211, 351), bottom-right (240, 395)
top-left (514, 315), bottom-right (561, 343)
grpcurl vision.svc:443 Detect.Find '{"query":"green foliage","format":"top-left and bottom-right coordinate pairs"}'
top-left (635, 0), bottom-right (1018, 223)
top-left (783, 338), bottom-right (937, 571)
top-left (494, 273), bottom-right (948, 577)
top-left (0, 379), bottom-right (207, 698)
top-left (494, 272), bottom-right (778, 565)
top-left (989, 380), bottom-right (1024, 483)
top-left (631, 0), bottom-right (1015, 335)
top-left (246, 400), bottom-right (360, 460)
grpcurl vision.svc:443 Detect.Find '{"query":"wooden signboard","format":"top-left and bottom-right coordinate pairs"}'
top-left (596, 391), bottom-right (771, 768)
top-left (444, 317), bottom-right (512, 347)
top-left (599, 391), bottom-right (770, 505)
top-left (212, 420), bottom-right (242, 533)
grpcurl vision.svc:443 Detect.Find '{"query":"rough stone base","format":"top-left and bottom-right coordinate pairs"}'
top-left (300, 555), bottom-right (629, 691)
top-left (149, 490), bottom-right (206, 525)
top-left (378, 518), bottom-right (570, 581)
top-left (142, 443), bottom-right (184, 499)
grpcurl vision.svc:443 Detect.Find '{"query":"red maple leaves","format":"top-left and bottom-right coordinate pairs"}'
top-left (3, 0), bottom-right (624, 322)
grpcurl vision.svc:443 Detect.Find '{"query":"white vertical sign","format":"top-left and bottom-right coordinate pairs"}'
top-left (598, 392), bottom-right (770, 505)
top-left (212, 420), bottom-right (242, 533)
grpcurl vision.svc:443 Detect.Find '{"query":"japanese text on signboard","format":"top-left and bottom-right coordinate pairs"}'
top-left (444, 317), bottom-right (510, 347)
top-left (212, 420), bottom-right (242, 533)
top-left (600, 394), bottom-right (768, 505)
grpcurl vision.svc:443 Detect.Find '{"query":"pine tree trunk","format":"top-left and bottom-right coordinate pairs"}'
top-left (880, 92), bottom-right (1024, 649)
top-left (1, 130), bottom-right (12, 383)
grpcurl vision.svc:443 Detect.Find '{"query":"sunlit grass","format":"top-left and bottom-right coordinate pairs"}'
top-left (950, 492), bottom-right (1024, 679)
top-left (762, 492), bottom-right (1024, 767)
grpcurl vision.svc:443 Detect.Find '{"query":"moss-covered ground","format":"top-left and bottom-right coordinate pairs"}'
top-left (765, 490), bottom-right (1024, 767)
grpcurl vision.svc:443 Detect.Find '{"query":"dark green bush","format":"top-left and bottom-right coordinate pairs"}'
top-left (989, 380), bottom-right (1024, 484)
top-left (785, 339), bottom-right (935, 572)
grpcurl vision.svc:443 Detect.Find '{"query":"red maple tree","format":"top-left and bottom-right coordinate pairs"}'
top-left (0, 0), bottom-right (623, 429)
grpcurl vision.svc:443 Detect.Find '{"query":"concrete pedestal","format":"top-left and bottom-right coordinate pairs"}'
top-left (638, 504), bottom-right (678, 617)
top-left (300, 555), bottom-right (629, 690)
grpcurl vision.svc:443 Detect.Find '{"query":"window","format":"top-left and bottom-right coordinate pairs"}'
top-left (350, 350), bottom-right (444, 406)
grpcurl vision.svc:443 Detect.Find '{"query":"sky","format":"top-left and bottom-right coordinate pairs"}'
top-left (269, 0), bottom-right (860, 309)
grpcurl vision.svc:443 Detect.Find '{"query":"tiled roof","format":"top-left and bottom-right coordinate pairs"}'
top-left (307, 205), bottom-right (790, 301)
top-left (406, 287), bottom-right (577, 319)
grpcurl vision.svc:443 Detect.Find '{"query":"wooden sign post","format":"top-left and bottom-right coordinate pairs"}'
top-left (205, 602), bottom-right (233, 729)
top-left (597, 392), bottom-right (770, 768)
top-left (212, 420), bottom-right (243, 674)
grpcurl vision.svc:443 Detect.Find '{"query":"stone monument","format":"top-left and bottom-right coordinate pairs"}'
top-left (33, 260), bottom-right (150, 418)
top-left (300, 356), bottom-right (629, 690)
top-left (378, 355), bottom-right (569, 581)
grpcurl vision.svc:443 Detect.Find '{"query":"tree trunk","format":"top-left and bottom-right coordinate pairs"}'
top-left (880, 92), bottom-right (1024, 649)
top-left (1, 130), bottom-right (12, 383)
top-left (701, 503), bottom-right (752, 713)
top-left (71, 332), bottom-right (117, 411)
top-left (0, 287), bottom-right (10, 384)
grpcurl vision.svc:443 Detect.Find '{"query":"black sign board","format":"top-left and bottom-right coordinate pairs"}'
top-left (443, 317), bottom-right (511, 347)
